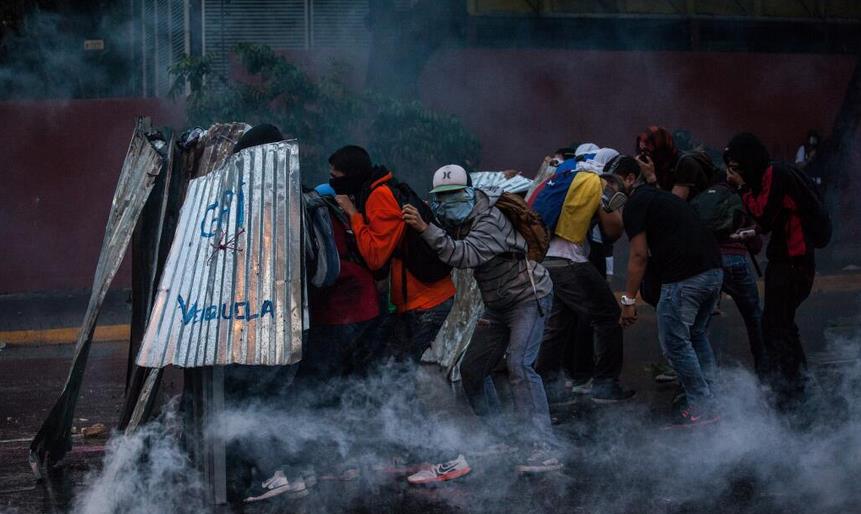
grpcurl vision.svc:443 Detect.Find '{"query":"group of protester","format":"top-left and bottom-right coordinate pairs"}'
top-left (234, 122), bottom-right (829, 500)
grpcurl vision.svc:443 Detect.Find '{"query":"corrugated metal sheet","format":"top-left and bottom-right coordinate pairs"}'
top-left (137, 140), bottom-right (305, 368)
top-left (470, 171), bottom-right (533, 195)
top-left (30, 118), bottom-right (167, 474)
top-left (194, 123), bottom-right (251, 178)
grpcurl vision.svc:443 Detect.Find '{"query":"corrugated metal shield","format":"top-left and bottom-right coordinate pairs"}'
top-left (470, 171), bottom-right (533, 195)
top-left (136, 140), bottom-right (305, 368)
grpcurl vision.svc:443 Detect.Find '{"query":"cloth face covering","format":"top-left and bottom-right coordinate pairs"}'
top-left (431, 187), bottom-right (476, 228)
top-left (329, 174), bottom-right (367, 195)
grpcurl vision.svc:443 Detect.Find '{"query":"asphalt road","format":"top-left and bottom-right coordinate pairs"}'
top-left (1, 272), bottom-right (860, 513)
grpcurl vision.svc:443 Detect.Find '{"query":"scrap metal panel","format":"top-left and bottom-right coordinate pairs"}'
top-left (137, 140), bottom-right (304, 368)
top-left (470, 171), bottom-right (533, 195)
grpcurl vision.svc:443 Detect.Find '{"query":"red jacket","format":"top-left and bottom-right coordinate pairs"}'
top-left (743, 165), bottom-right (808, 260)
top-left (309, 213), bottom-right (380, 326)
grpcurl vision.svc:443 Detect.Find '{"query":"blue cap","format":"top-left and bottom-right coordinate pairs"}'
top-left (315, 183), bottom-right (336, 197)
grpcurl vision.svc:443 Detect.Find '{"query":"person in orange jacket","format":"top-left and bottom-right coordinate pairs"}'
top-left (329, 145), bottom-right (455, 365)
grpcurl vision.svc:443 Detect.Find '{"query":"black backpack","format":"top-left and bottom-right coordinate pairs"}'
top-left (360, 177), bottom-right (453, 284)
top-left (782, 164), bottom-right (832, 249)
top-left (690, 182), bottom-right (745, 239)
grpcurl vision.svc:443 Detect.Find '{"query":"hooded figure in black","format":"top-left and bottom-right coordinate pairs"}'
top-left (724, 132), bottom-right (816, 414)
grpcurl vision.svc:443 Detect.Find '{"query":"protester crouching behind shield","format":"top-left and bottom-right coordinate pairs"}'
top-left (402, 164), bottom-right (563, 480)
top-left (328, 145), bottom-right (455, 367)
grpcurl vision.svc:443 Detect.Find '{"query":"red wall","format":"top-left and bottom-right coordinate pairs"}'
top-left (0, 98), bottom-right (184, 293)
top-left (418, 49), bottom-right (856, 173)
top-left (1, 50), bottom-right (856, 294)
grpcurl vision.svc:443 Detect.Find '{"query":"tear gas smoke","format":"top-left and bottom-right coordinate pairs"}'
top-left (72, 328), bottom-right (861, 513)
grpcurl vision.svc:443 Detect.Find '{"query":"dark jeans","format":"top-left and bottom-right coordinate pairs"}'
top-left (720, 254), bottom-right (767, 376)
top-left (378, 298), bottom-right (453, 365)
top-left (460, 295), bottom-right (554, 441)
top-left (657, 268), bottom-right (723, 410)
top-left (536, 259), bottom-right (623, 392)
top-left (299, 317), bottom-right (382, 380)
top-left (762, 257), bottom-right (815, 410)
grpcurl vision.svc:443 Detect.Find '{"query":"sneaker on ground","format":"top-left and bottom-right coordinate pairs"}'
top-left (655, 368), bottom-right (678, 383)
top-left (407, 455), bottom-right (471, 485)
top-left (570, 378), bottom-right (593, 395)
top-left (662, 408), bottom-right (720, 430)
top-left (516, 447), bottom-right (564, 474)
top-left (244, 469), bottom-right (309, 503)
top-left (590, 385), bottom-right (636, 404)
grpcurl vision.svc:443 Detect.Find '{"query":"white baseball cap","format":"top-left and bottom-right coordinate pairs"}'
top-left (430, 164), bottom-right (470, 194)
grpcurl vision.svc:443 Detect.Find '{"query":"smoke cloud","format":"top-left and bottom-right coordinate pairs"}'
top-left (70, 324), bottom-right (861, 513)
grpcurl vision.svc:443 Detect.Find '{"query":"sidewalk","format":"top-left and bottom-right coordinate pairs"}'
top-left (0, 289), bottom-right (131, 346)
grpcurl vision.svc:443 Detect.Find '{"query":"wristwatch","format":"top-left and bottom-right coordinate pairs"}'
top-left (620, 295), bottom-right (637, 306)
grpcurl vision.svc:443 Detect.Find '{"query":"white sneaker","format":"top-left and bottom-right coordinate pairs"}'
top-left (516, 448), bottom-right (564, 474)
top-left (244, 469), bottom-right (309, 502)
top-left (407, 454), bottom-right (471, 485)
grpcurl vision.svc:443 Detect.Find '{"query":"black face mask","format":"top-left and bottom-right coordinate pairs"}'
top-left (329, 174), bottom-right (366, 195)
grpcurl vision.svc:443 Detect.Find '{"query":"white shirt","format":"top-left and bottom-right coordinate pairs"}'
top-left (546, 236), bottom-right (590, 263)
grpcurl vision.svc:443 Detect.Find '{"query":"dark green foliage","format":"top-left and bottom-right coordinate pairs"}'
top-left (170, 44), bottom-right (480, 188)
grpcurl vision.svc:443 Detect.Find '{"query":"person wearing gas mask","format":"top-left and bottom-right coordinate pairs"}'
top-left (329, 145), bottom-right (456, 366)
top-left (402, 164), bottom-right (561, 480)
top-left (533, 149), bottom-right (635, 404)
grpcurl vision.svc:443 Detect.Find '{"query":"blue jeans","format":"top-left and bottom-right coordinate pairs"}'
top-left (460, 294), bottom-right (554, 440)
top-left (720, 254), bottom-right (767, 376)
top-left (657, 268), bottom-right (723, 410)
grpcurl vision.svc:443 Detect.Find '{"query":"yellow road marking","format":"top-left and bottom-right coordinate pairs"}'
top-left (0, 324), bottom-right (129, 346)
top-left (1, 273), bottom-right (860, 346)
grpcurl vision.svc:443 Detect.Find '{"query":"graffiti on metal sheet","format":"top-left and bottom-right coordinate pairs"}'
top-left (177, 295), bottom-right (275, 326)
top-left (199, 176), bottom-right (246, 238)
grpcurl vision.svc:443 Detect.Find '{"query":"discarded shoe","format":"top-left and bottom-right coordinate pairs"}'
top-left (407, 454), bottom-right (471, 485)
top-left (646, 363), bottom-right (678, 383)
top-left (244, 469), bottom-right (309, 502)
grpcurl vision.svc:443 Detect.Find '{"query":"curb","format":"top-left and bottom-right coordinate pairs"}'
top-left (0, 324), bottom-right (130, 346)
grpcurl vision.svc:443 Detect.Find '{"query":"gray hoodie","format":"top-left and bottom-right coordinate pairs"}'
top-left (420, 188), bottom-right (553, 311)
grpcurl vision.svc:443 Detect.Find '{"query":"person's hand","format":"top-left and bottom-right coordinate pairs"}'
top-left (402, 204), bottom-right (428, 232)
top-left (635, 154), bottom-right (656, 184)
top-left (725, 168), bottom-right (746, 188)
top-left (502, 169), bottom-right (521, 179)
top-left (620, 304), bottom-right (638, 328)
top-left (335, 195), bottom-right (357, 217)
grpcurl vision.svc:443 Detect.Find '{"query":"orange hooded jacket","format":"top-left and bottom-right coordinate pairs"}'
top-left (349, 172), bottom-right (455, 313)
